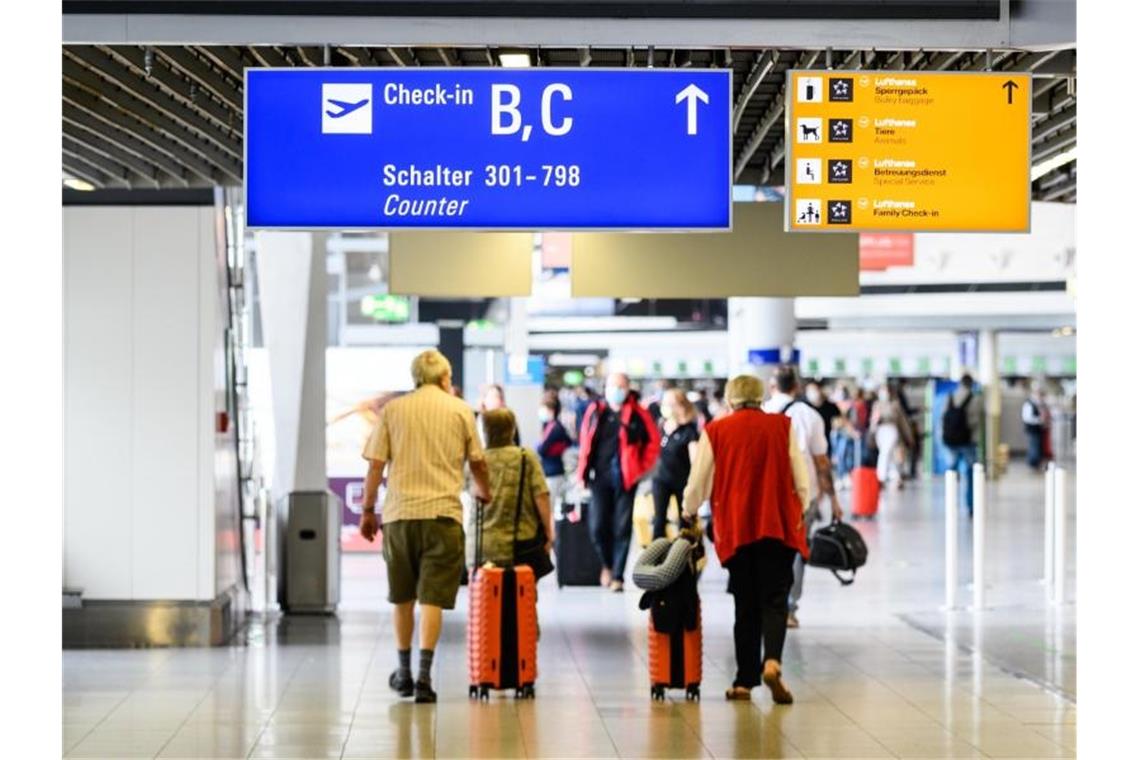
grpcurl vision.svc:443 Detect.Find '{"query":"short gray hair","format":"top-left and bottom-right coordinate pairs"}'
top-left (411, 349), bottom-right (452, 388)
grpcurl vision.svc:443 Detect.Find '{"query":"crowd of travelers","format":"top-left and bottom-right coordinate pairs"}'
top-left (356, 349), bottom-right (1058, 705)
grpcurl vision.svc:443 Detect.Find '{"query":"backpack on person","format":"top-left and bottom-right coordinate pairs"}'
top-left (941, 391), bottom-right (973, 447)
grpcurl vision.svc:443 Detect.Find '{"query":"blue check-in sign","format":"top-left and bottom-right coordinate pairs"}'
top-left (244, 68), bottom-right (732, 230)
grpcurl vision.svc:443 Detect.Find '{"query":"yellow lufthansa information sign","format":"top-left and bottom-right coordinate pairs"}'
top-left (785, 71), bottom-right (1030, 233)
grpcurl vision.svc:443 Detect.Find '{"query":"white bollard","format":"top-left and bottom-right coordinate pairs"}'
top-left (1044, 462), bottom-right (1056, 588)
top-left (945, 469), bottom-right (959, 609)
top-left (1052, 467), bottom-right (1067, 605)
top-left (972, 462), bottom-right (986, 611)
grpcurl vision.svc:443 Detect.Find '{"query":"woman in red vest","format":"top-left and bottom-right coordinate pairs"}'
top-left (682, 374), bottom-right (811, 704)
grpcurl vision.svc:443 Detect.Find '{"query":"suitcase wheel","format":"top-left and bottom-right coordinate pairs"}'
top-left (468, 685), bottom-right (479, 700)
top-left (515, 684), bottom-right (536, 700)
top-left (686, 685), bottom-right (701, 702)
top-left (651, 685), bottom-right (666, 701)
top-left (479, 685), bottom-right (490, 701)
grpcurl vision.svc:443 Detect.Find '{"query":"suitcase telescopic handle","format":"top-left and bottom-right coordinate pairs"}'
top-left (474, 495), bottom-right (485, 574)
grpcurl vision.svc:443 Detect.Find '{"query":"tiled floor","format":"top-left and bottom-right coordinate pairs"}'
top-left (63, 467), bottom-right (1076, 758)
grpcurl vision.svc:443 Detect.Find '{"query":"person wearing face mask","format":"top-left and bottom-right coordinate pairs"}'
top-left (576, 372), bottom-right (661, 592)
top-left (650, 388), bottom-right (701, 540)
top-left (536, 390), bottom-right (573, 504)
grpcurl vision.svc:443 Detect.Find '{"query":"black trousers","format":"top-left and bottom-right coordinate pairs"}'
top-left (725, 538), bottom-right (797, 688)
top-left (588, 462), bottom-right (636, 580)
top-left (650, 479), bottom-right (685, 540)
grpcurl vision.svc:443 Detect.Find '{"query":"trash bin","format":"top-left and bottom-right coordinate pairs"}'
top-left (277, 491), bottom-right (341, 614)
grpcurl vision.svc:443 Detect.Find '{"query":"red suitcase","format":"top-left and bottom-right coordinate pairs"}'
top-left (467, 487), bottom-right (539, 700)
top-left (648, 597), bottom-right (702, 701)
top-left (851, 466), bottom-right (881, 518)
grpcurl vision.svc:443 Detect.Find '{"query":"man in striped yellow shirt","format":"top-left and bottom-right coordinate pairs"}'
top-left (360, 349), bottom-right (490, 703)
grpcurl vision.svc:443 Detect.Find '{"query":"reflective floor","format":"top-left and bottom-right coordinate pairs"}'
top-left (63, 467), bottom-right (1076, 758)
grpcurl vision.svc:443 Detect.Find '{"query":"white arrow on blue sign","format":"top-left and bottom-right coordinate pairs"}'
top-left (244, 68), bottom-right (732, 230)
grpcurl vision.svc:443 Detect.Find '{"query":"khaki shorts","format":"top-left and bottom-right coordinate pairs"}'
top-left (382, 517), bottom-right (465, 609)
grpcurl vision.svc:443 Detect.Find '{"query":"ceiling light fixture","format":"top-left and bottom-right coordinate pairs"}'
top-left (63, 176), bottom-right (95, 192)
top-left (498, 52), bottom-right (531, 68)
top-left (1030, 147), bottom-right (1076, 182)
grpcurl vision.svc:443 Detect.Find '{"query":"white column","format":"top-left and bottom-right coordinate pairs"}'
top-left (255, 232), bottom-right (328, 498)
top-left (726, 297), bottom-right (797, 378)
top-left (1052, 467), bottom-right (1067, 605)
top-left (977, 328), bottom-right (1000, 472)
top-left (972, 462), bottom-right (987, 610)
top-left (944, 470), bottom-right (959, 609)
top-left (1044, 462), bottom-right (1056, 588)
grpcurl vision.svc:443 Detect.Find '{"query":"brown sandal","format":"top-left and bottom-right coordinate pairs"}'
top-left (762, 661), bottom-right (794, 705)
top-left (725, 686), bottom-right (752, 701)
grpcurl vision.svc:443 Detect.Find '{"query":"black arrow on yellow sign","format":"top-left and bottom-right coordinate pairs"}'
top-left (1002, 79), bottom-right (1019, 104)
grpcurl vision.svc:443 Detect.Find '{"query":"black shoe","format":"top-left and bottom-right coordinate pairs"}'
top-left (414, 681), bottom-right (437, 703)
top-left (389, 670), bottom-right (414, 697)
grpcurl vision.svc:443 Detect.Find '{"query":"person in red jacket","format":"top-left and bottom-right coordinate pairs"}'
top-left (576, 372), bottom-right (660, 592)
top-left (681, 374), bottom-right (811, 704)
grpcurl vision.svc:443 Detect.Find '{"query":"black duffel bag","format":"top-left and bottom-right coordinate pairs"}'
top-left (808, 520), bottom-right (868, 585)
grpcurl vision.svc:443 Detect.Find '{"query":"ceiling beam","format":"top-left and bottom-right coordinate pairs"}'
top-left (1037, 169), bottom-right (1073, 191)
top-left (63, 101), bottom-right (191, 185)
top-left (67, 48), bottom-right (240, 157)
top-left (1034, 82), bottom-right (1076, 119)
top-left (62, 124), bottom-right (167, 187)
top-left (386, 47), bottom-right (411, 67)
top-left (63, 153), bottom-right (118, 188)
top-left (734, 50), bottom-right (818, 180)
top-left (246, 45), bottom-right (291, 68)
top-left (1041, 178), bottom-right (1076, 202)
top-left (732, 51), bottom-right (775, 135)
top-left (758, 139), bottom-right (785, 185)
top-left (294, 46), bottom-right (323, 67)
top-left (436, 47), bottom-right (457, 67)
top-left (1023, 48), bottom-right (1075, 76)
top-left (1032, 128), bottom-right (1077, 164)
top-left (62, 57), bottom-right (242, 174)
top-left (195, 45), bottom-right (248, 81)
top-left (63, 135), bottom-right (141, 187)
top-left (63, 81), bottom-right (225, 184)
top-left (964, 49), bottom-right (1014, 72)
top-left (925, 51), bottom-right (965, 70)
top-left (734, 92), bottom-right (784, 180)
top-left (156, 47), bottom-right (242, 111)
top-left (1032, 107), bottom-right (1077, 145)
top-left (98, 45), bottom-right (237, 133)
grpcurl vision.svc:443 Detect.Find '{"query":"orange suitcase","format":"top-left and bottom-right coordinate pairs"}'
top-left (851, 466), bottom-right (880, 518)
top-left (467, 494), bottom-right (539, 700)
top-left (467, 564), bottom-right (538, 699)
top-left (647, 596), bottom-right (702, 701)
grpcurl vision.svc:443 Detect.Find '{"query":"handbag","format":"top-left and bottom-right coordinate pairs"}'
top-left (807, 519), bottom-right (868, 585)
top-left (512, 453), bottom-right (555, 580)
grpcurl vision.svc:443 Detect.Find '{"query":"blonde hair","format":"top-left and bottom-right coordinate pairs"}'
top-left (664, 388), bottom-right (696, 422)
top-left (410, 349), bottom-right (452, 388)
top-left (482, 408), bottom-right (518, 449)
top-left (725, 374), bottom-right (764, 407)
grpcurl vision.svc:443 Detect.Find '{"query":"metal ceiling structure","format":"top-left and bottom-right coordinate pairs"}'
top-left (61, 44), bottom-right (1076, 202)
